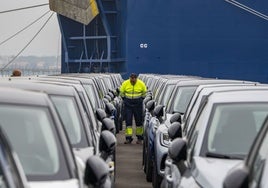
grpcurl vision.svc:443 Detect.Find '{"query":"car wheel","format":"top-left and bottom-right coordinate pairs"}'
top-left (145, 138), bottom-right (153, 182)
top-left (143, 138), bottom-right (147, 173)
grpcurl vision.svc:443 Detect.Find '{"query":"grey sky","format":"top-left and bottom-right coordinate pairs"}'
top-left (0, 0), bottom-right (61, 56)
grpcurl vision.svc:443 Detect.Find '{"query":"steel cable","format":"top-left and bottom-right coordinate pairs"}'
top-left (0, 12), bottom-right (55, 71)
top-left (0, 3), bottom-right (49, 14)
top-left (0, 10), bottom-right (51, 46)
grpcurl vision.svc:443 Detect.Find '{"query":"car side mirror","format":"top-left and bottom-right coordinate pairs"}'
top-left (105, 102), bottom-right (116, 116)
top-left (84, 155), bottom-right (109, 187)
top-left (143, 96), bottom-right (152, 105)
top-left (170, 113), bottom-right (182, 124)
top-left (108, 91), bottom-right (115, 100)
top-left (102, 117), bottom-right (116, 134)
top-left (168, 138), bottom-right (187, 163)
top-left (96, 108), bottom-right (107, 122)
top-left (147, 90), bottom-right (152, 96)
top-left (223, 168), bottom-right (249, 188)
top-left (105, 94), bottom-right (112, 102)
top-left (153, 105), bottom-right (164, 118)
top-left (168, 122), bottom-right (182, 140)
top-left (99, 130), bottom-right (117, 155)
top-left (103, 98), bottom-right (109, 104)
top-left (109, 89), bottom-right (118, 97)
top-left (146, 100), bottom-right (155, 112)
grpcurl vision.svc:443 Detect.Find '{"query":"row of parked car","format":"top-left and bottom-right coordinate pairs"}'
top-left (0, 73), bottom-right (124, 188)
top-left (139, 74), bottom-right (268, 188)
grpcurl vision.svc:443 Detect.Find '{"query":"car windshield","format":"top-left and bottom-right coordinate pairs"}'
top-left (0, 105), bottom-right (70, 181)
top-left (50, 96), bottom-right (89, 148)
top-left (160, 84), bottom-right (176, 106)
top-left (169, 86), bottom-right (196, 114)
top-left (83, 84), bottom-right (98, 109)
top-left (206, 103), bottom-right (268, 157)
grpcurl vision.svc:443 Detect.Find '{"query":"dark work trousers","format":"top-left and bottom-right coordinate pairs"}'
top-left (124, 98), bottom-right (143, 140)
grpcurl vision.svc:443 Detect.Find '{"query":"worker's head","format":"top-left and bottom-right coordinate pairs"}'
top-left (11, 69), bottom-right (21, 77)
top-left (129, 73), bottom-right (137, 85)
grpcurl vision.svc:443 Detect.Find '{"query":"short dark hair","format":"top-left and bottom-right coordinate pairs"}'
top-left (130, 73), bottom-right (137, 78)
top-left (11, 69), bottom-right (21, 77)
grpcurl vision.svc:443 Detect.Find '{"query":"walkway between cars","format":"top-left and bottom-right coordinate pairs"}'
top-left (115, 130), bottom-right (152, 188)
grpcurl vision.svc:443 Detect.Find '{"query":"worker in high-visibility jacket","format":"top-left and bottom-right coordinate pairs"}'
top-left (120, 73), bottom-right (147, 144)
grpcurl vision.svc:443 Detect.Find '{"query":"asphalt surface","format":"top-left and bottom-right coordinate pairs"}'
top-left (115, 130), bottom-right (152, 188)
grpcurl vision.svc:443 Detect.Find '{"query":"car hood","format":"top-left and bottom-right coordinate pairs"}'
top-left (29, 179), bottom-right (79, 188)
top-left (192, 156), bottom-right (243, 188)
top-left (157, 123), bottom-right (168, 133)
top-left (73, 147), bottom-right (95, 163)
top-left (164, 114), bottom-right (172, 128)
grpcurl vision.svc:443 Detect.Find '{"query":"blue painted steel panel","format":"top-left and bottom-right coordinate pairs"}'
top-left (125, 0), bottom-right (268, 82)
top-left (58, 0), bottom-right (126, 73)
top-left (59, 0), bottom-right (268, 82)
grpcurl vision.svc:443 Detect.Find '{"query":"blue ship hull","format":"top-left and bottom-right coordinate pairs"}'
top-left (58, 0), bottom-right (268, 82)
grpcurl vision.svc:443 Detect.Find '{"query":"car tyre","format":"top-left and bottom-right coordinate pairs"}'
top-left (143, 137), bottom-right (147, 173)
top-left (145, 138), bottom-right (153, 182)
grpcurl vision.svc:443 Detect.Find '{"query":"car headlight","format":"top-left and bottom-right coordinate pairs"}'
top-left (161, 132), bottom-right (171, 147)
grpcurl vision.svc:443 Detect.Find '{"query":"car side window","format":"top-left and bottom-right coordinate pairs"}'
top-left (84, 84), bottom-right (98, 110)
top-left (251, 131), bottom-right (268, 188)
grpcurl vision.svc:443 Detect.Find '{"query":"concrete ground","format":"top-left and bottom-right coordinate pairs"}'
top-left (115, 130), bottom-right (152, 188)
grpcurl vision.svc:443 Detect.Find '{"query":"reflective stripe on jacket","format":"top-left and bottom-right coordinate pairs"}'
top-left (120, 79), bottom-right (147, 99)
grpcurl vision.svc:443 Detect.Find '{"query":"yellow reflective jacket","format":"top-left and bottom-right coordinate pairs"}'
top-left (120, 79), bottom-right (147, 99)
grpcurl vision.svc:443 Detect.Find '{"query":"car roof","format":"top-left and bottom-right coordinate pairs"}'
top-left (174, 78), bottom-right (256, 86)
top-left (196, 84), bottom-right (268, 97)
top-left (42, 75), bottom-right (96, 85)
top-left (184, 84), bottom-right (264, 119)
top-left (208, 89), bottom-right (268, 103)
top-left (0, 80), bottom-right (77, 96)
top-left (0, 86), bottom-right (50, 106)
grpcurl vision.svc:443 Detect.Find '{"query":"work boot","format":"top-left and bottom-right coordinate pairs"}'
top-left (136, 139), bottom-right (143, 145)
top-left (124, 138), bottom-right (133, 144)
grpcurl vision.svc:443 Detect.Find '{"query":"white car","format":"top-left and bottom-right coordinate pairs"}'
top-left (163, 88), bottom-right (268, 188)
top-left (154, 80), bottom-right (254, 187)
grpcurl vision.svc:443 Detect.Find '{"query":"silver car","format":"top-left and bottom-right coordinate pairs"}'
top-left (163, 88), bottom-right (268, 188)
top-left (154, 80), bottom-right (254, 187)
